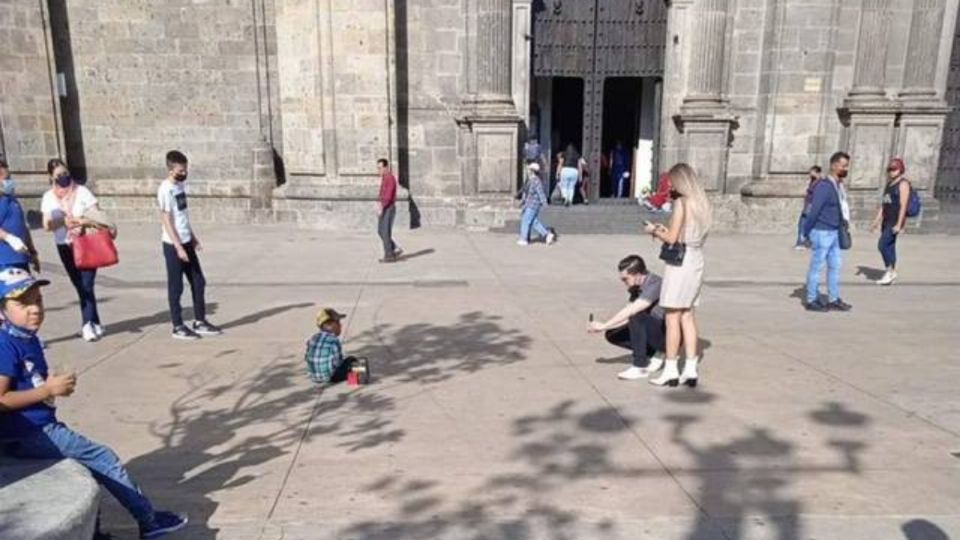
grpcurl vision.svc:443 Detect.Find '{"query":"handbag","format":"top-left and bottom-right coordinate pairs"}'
top-left (72, 227), bottom-right (119, 270)
top-left (659, 242), bottom-right (686, 266)
top-left (832, 181), bottom-right (852, 250)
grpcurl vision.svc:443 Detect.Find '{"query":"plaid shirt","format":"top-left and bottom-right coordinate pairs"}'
top-left (304, 330), bottom-right (343, 383)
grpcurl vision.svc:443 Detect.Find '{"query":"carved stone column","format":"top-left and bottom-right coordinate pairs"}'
top-left (901, 0), bottom-right (947, 100)
top-left (849, 0), bottom-right (893, 99)
top-left (672, 0), bottom-right (736, 192)
top-left (459, 0), bottom-right (521, 197)
top-left (511, 0), bottom-right (532, 124)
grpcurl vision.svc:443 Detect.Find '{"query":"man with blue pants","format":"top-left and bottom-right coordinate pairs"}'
top-left (803, 151), bottom-right (853, 312)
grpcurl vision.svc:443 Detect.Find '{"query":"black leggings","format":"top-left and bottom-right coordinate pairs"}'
top-left (57, 245), bottom-right (100, 325)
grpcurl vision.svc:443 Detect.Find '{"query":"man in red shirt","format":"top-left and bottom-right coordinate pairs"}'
top-left (376, 158), bottom-right (402, 262)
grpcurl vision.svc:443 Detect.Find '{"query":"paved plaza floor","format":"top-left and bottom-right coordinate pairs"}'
top-left (28, 223), bottom-right (960, 539)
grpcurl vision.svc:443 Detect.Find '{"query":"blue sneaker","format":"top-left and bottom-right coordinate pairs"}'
top-left (140, 511), bottom-right (188, 539)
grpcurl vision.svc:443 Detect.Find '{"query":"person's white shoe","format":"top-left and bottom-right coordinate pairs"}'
top-left (877, 271), bottom-right (897, 286)
top-left (617, 366), bottom-right (650, 380)
top-left (81, 323), bottom-right (99, 343)
top-left (647, 355), bottom-right (665, 374)
top-left (516, 239), bottom-right (529, 246)
top-left (92, 323), bottom-right (105, 338)
top-left (649, 359), bottom-right (679, 387)
top-left (679, 356), bottom-right (700, 388)
top-left (545, 232), bottom-right (556, 245)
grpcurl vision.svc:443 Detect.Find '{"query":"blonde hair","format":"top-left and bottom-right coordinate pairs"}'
top-left (668, 163), bottom-right (712, 237)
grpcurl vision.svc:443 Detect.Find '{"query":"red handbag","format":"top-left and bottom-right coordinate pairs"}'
top-left (72, 227), bottom-right (119, 270)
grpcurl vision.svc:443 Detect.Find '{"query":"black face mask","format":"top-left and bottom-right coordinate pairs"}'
top-left (54, 175), bottom-right (72, 188)
top-left (836, 169), bottom-right (848, 179)
top-left (628, 285), bottom-right (641, 302)
top-left (174, 173), bottom-right (187, 182)
top-left (669, 189), bottom-right (682, 199)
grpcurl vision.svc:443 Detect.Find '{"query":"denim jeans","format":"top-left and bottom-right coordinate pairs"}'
top-left (806, 229), bottom-right (842, 303)
top-left (878, 225), bottom-right (898, 268)
top-left (560, 167), bottom-right (579, 203)
top-left (604, 312), bottom-right (666, 367)
top-left (519, 206), bottom-right (549, 241)
top-left (3, 422), bottom-right (155, 526)
top-left (378, 205), bottom-right (399, 257)
top-left (163, 240), bottom-right (206, 328)
top-left (57, 245), bottom-right (100, 326)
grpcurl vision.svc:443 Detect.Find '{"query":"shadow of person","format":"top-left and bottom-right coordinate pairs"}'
top-left (902, 519), bottom-right (951, 540)
top-left (594, 354), bottom-right (632, 365)
top-left (395, 248), bottom-right (435, 262)
top-left (219, 302), bottom-right (314, 331)
top-left (856, 266), bottom-right (886, 282)
top-left (42, 304), bottom-right (220, 348)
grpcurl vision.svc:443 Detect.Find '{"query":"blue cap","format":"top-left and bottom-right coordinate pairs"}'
top-left (0, 268), bottom-right (50, 300)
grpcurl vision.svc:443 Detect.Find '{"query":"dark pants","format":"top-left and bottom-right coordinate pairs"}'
top-left (878, 225), bottom-right (898, 268)
top-left (57, 244), bottom-right (100, 325)
top-left (604, 312), bottom-right (666, 367)
top-left (378, 205), bottom-right (399, 258)
top-left (162, 241), bottom-right (206, 328)
top-left (330, 356), bottom-right (358, 384)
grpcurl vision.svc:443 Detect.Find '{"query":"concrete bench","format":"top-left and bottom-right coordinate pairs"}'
top-left (0, 457), bottom-right (99, 540)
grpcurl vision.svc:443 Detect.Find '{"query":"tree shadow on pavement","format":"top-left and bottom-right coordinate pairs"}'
top-left (902, 519), bottom-right (951, 540)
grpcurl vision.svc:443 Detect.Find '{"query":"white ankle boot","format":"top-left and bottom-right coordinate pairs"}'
top-left (649, 359), bottom-right (679, 387)
top-left (679, 356), bottom-right (700, 388)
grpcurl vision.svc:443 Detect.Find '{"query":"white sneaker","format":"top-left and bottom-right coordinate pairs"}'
top-left (516, 239), bottom-right (529, 246)
top-left (81, 323), bottom-right (99, 342)
top-left (617, 366), bottom-right (650, 380)
top-left (876, 271), bottom-right (897, 286)
top-left (647, 355), bottom-right (665, 373)
top-left (92, 323), bottom-right (105, 338)
top-left (545, 232), bottom-right (556, 245)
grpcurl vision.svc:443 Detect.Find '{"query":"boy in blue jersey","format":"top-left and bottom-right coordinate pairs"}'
top-left (0, 268), bottom-right (188, 538)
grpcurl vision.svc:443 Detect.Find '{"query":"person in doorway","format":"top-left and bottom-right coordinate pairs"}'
top-left (870, 158), bottom-right (911, 286)
top-left (376, 158), bottom-right (403, 262)
top-left (795, 166), bottom-right (823, 250)
top-left (609, 141), bottom-right (631, 198)
top-left (644, 163), bottom-right (712, 388)
top-left (556, 144), bottom-right (585, 207)
top-left (0, 160), bottom-right (40, 272)
top-left (0, 267), bottom-right (189, 539)
top-left (588, 255), bottom-right (666, 380)
top-left (159, 150), bottom-right (222, 340)
top-left (40, 160), bottom-right (105, 342)
top-left (517, 162), bottom-right (557, 246)
top-left (642, 172), bottom-right (673, 213)
top-left (802, 151), bottom-right (853, 312)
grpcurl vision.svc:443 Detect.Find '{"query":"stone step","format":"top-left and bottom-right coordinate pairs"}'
top-left (0, 457), bottom-right (100, 540)
top-left (494, 201), bottom-right (666, 235)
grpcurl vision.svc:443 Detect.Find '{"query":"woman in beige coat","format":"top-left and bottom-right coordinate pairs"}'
top-left (643, 163), bottom-right (712, 387)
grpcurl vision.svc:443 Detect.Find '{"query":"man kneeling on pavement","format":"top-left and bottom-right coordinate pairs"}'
top-left (304, 307), bottom-right (359, 384)
top-left (588, 255), bottom-right (667, 380)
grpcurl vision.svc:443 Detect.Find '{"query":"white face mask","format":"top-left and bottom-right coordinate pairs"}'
top-left (1, 178), bottom-right (14, 196)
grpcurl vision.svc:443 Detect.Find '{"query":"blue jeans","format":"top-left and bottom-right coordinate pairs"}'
top-left (519, 206), bottom-right (548, 241)
top-left (3, 422), bottom-right (155, 526)
top-left (879, 225), bottom-right (898, 268)
top-left (560, 167), bottom-right (578, 203)
top-left (796, 214), bottom-right (807, 246)
top-left (806, 229), bottom-right (842, 303)
top-left (57, 244), bottom-right (100, 325)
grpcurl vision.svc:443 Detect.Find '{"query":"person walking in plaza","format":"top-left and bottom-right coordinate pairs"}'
top-left (795, 165), bottom-right (822, 250)
top-left (159, 150), bottom-right (222, 340)
top-left (870, 158), bottom-right (911, 286)
top-left (609, 141), bottom-right (631, 198)
top-left (588, 255), bottom-right (666, 380)
top-left (643, 163), bottom-right (711, 388)
top-left (0, 160), bottom-right (40, 273)
top-left (517, 162), bottom-right (557, 246)
top-left (376, 158), bottom-right (402, 262)
top-left (0, 268), bottom-right (189, 538)
top-left (41, 160), bottom-right (105, 342)
top-left (802, 151), bottom-right (853, 312)
top-left (556, 144), bottom-right (585, 207)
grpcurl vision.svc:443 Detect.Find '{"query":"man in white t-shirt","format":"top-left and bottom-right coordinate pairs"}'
top-left (159, 151), bottom-right (221, 340)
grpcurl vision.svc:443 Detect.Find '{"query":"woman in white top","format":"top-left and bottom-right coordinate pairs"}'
top-left (40, 160), bottom-right (104, 342)
top-left (643, 163), bottom-right (712, 388)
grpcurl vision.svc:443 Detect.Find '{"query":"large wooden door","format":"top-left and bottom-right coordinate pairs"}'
top-left (533, 0), bottom-right (666, 198)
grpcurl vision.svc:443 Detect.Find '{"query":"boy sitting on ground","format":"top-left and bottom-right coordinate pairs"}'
top-left (304, 307), bottom-right (357, 384)
top-left (0, 268), bottom-right (187, 539)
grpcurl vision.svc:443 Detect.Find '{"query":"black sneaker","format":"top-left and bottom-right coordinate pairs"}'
top-left (140, 511), bottom-right (188, 539)
top-left (804, 300), bottom-right (829, 312)
top-left (192, 320), bottom-right (223, 336)
top-left (172, 325), bottom-right (201, 341)
top-left (827, 299), bottom-right (853, 312)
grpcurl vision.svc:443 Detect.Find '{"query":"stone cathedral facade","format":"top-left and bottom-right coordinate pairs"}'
top-left (1, 0), bottom-right (959, 230)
